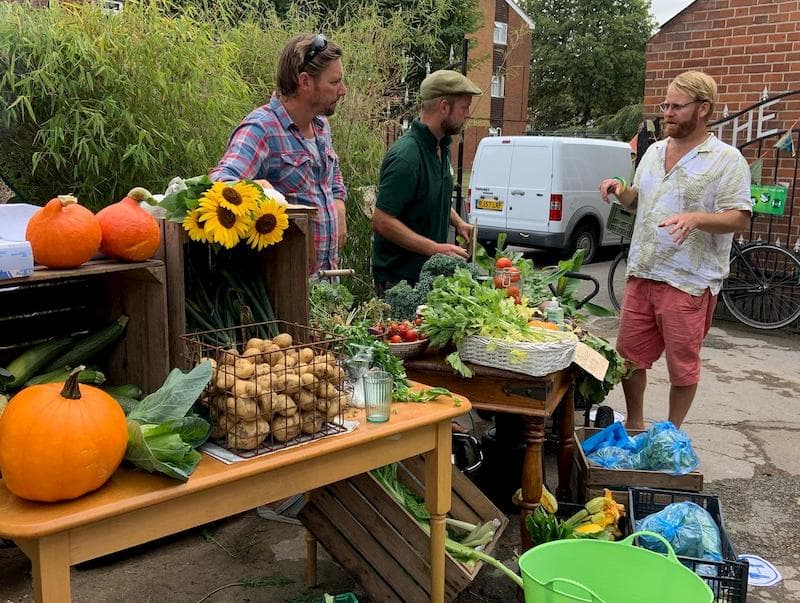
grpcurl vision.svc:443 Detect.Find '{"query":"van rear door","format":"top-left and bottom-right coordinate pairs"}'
top-left (506, 142), bottom-right (552, 239)
top-left (469, 140), bottom-right (512, 231)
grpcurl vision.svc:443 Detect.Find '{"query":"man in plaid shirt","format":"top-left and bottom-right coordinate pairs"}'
top-left (210, 33), bottom-right (347, 274)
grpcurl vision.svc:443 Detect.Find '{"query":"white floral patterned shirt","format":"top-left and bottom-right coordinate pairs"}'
top-left (628, 134), bottom-right (752, 296)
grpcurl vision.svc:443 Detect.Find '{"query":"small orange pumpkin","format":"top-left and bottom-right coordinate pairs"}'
top-left (25, 195), bottom-right (102, 269)
top-left (97, 187), bottom-right (161, 262)
top-left (0, 367), bottom-right (128, 502)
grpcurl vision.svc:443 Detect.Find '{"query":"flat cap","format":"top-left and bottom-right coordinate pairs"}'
top-left (420, 70), bottom-right (482, 101)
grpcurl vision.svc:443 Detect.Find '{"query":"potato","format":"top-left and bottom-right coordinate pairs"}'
top-left (215, 370), bottom-right (236, 392)
top-left (245, 338), bottom-right (265, 352)
top-left (225, 395), bottom-right (259, 420)
top-left (267, 349), bottom-right (285, 367)
top-left (262, 341), bottom-right (281, 353)
top-left (295, 388), bottom-right (316, 411)
top-left (300, 411), bottom-right (323, 435)
top-left (219, 348), bottom-right (240, 365)
top-left (298, 347), bottom-right (315, 364)
top-left (326, 364), bottom-right (346, 384)
top-left (234, 358), bottom-right (255, 379)
top-left (271, 413), bottom-right (301, 442)
top-left (227, 416), bottom-right (270, 450)
top-left (233, 379), bottom-right (257, 399)
top-left (311, 359), bottom-right (328, 379)
top-left (270, 372), bottom-right (287, 392)
top-left (300, 372), bottom-right (316, 388)
top-left (284, 352), bottom-right (298, 369)
top-left (324, 397), bottom-right (340, 420)
top-left (272, 333), bottom-right (293, 349)
top-left (199, 357), bottom-right (218, 380)
top-left (272, 393), bottom-right (298, 417)
top-left (282, 373), bottom-right (302, 394)
top-left (315, 381), bottom-right (338, 400)
top-left (257, 391), bottom-right (274, 415)
top-left (241, 347), bottom-right (264, 364)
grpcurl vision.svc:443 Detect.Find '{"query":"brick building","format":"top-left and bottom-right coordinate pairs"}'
top-left (461, 0), bottom-right (534, 170)
top-left (644, 0), bottom-right (800, 248)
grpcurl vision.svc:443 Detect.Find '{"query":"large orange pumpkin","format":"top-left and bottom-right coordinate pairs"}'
top-left (25, 195), bottom-right (102, 269)
top-left (0, 367), bottom-right (128, 502)
top-left (97, 187), bottom-right (161, 262)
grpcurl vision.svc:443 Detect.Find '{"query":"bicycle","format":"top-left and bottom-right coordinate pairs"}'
top-left (607, 238), bottom-right (800, 330)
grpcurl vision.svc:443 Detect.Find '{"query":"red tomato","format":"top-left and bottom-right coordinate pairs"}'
top-left (513, 295), bottom-right (522, 305)
top-left (403, 329), bottom-right (419, 342)
top-left (507, 286), bottom-right (520, 298)
top-left (495, 257), bottom-right (513, 269)
top-left (414, 317), bottom-right (423, 326)
top-left (493, 275), bottom-right (507, 289)
top-left (506, 267), bottom-right (521, 282)
top-left (396, 323), bottom-right (409, 334)
top-left (389, 334), bottom-right (402, 343)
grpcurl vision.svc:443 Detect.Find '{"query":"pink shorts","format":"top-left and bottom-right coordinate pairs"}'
top-left (616, 277), bottom-right (716, 386)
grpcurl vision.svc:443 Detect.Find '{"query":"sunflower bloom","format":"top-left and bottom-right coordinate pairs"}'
top-left (183, 209), bottom-right (209, 242)
top-left (200, 181), bottom-right (259, 218)
top-left (198, 194), bottom-right (251, 249)
top-left (246, 195), bottom-right (289, 251)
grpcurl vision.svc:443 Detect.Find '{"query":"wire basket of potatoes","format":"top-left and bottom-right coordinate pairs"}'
top-left (182, 321), bottom-right (351, 458)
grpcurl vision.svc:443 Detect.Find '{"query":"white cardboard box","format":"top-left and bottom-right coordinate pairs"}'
top-left (0, 239), bottom-right (34, 280)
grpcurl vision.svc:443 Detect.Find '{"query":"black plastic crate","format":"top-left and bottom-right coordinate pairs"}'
top-left (606, 203), bottom-right (636, 239)
top-left (628, 487), bottom-right (748, 603)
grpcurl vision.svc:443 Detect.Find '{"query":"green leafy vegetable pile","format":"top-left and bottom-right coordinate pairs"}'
top-left (421, 269), bottom-right (573, 377)
top-left (124, 362), bottom-right (212, 481)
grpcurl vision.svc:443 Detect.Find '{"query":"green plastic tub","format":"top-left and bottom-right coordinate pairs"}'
top-left (519, 531), bottom-right (713, 603)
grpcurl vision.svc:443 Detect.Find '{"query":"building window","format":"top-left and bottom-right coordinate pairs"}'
top-left (491, 75), bottom-right (505, 98)
top-left (493, 22), bottom-right (508, 45)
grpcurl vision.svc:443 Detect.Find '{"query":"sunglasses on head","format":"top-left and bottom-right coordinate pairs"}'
top-left (302, 34), bottom-right (328, 68)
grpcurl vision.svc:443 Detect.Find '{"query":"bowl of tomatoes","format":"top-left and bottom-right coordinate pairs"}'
top-left (376, 319), bottom-right (430, 359)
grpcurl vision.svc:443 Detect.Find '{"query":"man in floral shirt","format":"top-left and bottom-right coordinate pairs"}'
top-left (600, 71), bottom-right (751, 430)
top-left (210, 33), bottom-right (347, 274)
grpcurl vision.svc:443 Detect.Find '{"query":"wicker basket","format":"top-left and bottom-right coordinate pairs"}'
top-left (460, 335), bottom-right (577, 377)
top-left (387, 338), bottom-right (430, 359)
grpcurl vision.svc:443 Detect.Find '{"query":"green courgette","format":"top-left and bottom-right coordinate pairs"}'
top-left (25, 367), bottom-right (106, 387)
top-left (103, 383), bottom-right (143, 400)
top-left (1, 335), bottom-right (76, 390)
top-left (45, 315), bottom-right (130, 372)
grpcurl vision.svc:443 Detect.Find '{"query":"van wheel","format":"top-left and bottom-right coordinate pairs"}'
top-left (568, 225), bottom-right (598, 263)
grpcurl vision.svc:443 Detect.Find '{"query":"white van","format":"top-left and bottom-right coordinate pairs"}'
top-left (466, 136), bottom-right (632, 262)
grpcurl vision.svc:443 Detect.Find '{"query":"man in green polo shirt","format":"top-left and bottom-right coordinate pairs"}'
top-left (372, 70), bottom-right (481, 294)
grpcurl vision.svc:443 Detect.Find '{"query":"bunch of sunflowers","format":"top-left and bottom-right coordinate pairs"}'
top-left (159, 176), bottom-right (289, 251)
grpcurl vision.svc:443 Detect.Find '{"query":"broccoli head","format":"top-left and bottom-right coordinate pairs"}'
top-left (383, 280), bottom-right (424, 321)
top-left (420, 253), bottom-right (480, 281)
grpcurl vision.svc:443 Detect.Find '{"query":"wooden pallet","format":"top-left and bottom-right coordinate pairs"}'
top-left (299, 456), bottom-right (509, 602)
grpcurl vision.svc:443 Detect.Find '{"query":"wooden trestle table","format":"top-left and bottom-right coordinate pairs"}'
top-left (405, 352), bottom-right (575, 550)
top-left (0, 389), bottom-right (470, 603)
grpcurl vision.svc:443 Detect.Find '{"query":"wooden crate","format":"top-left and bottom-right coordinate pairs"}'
top-left (0, 259), bottom-right (169, 394)
top-left (299, 456), bottom-right (509, 602)
top-left (574, 427), bottom-right (703, 505)
top-left (157, 207), bottom-right (316, 370)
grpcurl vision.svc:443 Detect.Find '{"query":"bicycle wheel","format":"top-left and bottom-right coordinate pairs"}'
top-left (721, 244), bottom-right (800, 329)
top-left (607, 248), bottom-right (629, 312)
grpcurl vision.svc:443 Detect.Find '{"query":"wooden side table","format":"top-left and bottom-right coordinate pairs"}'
top-left (405, 352), bottom-right (575, 550)
top-left (0, 391), bottom-right (469, 603)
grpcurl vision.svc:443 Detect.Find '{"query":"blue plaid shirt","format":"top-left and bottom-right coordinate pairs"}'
top-left (210, 94), bottom-right (347, 273)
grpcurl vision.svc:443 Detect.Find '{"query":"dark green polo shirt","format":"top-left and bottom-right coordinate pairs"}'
top-left (372, 118), bottom-right (454, 284)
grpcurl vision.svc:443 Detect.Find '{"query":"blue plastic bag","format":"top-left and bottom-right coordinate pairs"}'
top-left (581, 422), bottom-right (636, 455)
top-left (585, 421), bottom-right (700, 475)
top-left (635, 421), bottom-right (700, 476)
top-left (635, 501), bottom-right (722, 563)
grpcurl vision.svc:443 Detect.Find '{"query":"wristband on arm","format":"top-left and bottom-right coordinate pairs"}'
top-left (611, 176), bottom-right (627, 194)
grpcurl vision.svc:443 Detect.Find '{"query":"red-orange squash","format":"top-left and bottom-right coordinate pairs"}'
top-left (97, 187), bottom-right (161, 262)
top-left (25, 195), bottom-right (102, 269)
top-left (0, 368), bottom-right (128, 502)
